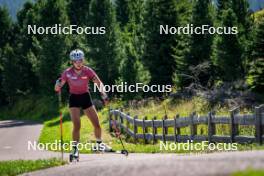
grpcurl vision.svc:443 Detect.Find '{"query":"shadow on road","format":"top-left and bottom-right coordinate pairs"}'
top-left (0, 120), bottom-right (41, 128)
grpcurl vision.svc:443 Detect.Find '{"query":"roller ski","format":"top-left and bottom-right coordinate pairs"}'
top-left (69, 144), bottom-right (79, 162)
top-left (109, 119), bottom-right (129, 156)
top-left (92, 141), bottom-right (128, 156)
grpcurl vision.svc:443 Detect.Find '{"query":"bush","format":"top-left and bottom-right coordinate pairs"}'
top-left (0, 95), bottom-right (58, 121)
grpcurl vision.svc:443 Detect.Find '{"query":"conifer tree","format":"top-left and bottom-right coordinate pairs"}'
top-left (187, 0), bottom-right (214, 66)
top-left (143, 0), bottom-right (179, 85)
top-left (88, 0), bottom-right (123, 85)
top-left (214, 9), bottom-right (243, 81)
top-left (37, 0), bottom-right (71, 94)
top-left (68, 0), bottom-right (91, 26)
top-left (0, 6), bottom-right (12, 105)
top-left (247, 17), bottom-right (264, 92)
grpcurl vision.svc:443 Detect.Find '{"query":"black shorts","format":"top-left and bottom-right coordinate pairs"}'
top-left (69, 92), bottom-right (93, 109)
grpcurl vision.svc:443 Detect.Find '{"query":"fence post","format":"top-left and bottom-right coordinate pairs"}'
top-left (114, 111), bottom-right (118, 133)
top-left (144, 116), bottom-right (149, 143)
top-left (255, 105), bottom-right (264, 145)
top-left (173, 115), bottom-right (177, 143)
top-left (133, 116), bottom-right (138, 143)
top-left (176, 114), bottom-right (180, 140)
top-left (162, 117), bottom-right (166, 142)
top-left (118, 112), bottom-right (122, 134)
top-left (142, 117), bottom-right (146, 144)
top-left (230, 107), bottom-right (239, 143)
top-left (164, 115), bottom-right (168, 135)
top-left (114, 111), bottom-right (118, 121)
top-left (125, 113), bottom-right (130, 136)
top-left (208, 111), bottom-right (215, 143)
top-left (144, 116), bottom-right (148, 133)
top-left (119, 112), bottom-right (123, 133)
top-left (152, 117), bottom-right (157, 144)
top-left (190, 112), bottom-right (197, 141)
top-left (109, 109), bottom-right (113, 132)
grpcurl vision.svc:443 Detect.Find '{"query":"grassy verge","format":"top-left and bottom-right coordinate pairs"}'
top-left (0, 158), bottom-right (66, 176)
top-left (38, 98), bottom-right (264, 153)
top-left (0, 95), bottom-right (58, 122)
top-left (232, 168), bottom-right (264, 176)
top-left (123, 97), bottom-right (256, 137)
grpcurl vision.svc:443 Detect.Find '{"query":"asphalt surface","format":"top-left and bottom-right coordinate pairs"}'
top-left (1, 120), bottom-right (264, 176)
top-left (23, 151), bottom-right (264, 176)
top-left (0, 120), bottom-right (59, 161)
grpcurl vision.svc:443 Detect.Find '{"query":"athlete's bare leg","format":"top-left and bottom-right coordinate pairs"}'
top-left (83, 105), bottom-right (101, 140)
top-left (69, 107), bottom-right (81, 142)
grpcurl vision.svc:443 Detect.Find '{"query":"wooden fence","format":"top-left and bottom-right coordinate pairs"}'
top-left (109, 105), bottom-right (264, 144)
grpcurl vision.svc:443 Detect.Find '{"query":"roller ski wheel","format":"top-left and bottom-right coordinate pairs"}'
top-left (69, 152), bottom-right (79, 162)
top-left (104, 149), bottom-right (129, 156)
top-left (69, 153), bottom-right (79, 162)
top-left (121, 149), bottom-right (129, 156)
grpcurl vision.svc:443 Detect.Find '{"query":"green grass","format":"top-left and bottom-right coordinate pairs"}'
top-left (0, 95), bottom-right (58, 121)
top-left (0, 158), bottom-right (66, 176)
top-left (38, 98), bottom-right (264, 153)
top-left (2, 95), bottom-right (263, 153)
top-left (124, 97), bottom-right (253, 118)
top-left (232, 168), bottom-right (264, 176)
top-left (122, 97), bottom-right (255, 137)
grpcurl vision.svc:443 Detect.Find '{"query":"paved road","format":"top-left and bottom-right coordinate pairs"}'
top-left (1, 120), bottom-right (264, 176)
top-left (23, 151), bottom-right (264, 176)
top-left (0, 120), bottom-right (59, 161)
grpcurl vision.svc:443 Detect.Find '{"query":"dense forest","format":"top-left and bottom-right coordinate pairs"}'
top-left (1, 0), bottom-right (264, 20)
top-left (0, 0), bottom-right (263, 108)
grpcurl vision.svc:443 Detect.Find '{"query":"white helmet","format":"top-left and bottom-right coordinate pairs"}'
top-left (70, 49), bottom-right (84, 61)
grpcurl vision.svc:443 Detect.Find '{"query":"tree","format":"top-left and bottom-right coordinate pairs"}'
top-left (37, 0), bottom-right (71, 94)
top-left (231, 0), bottom-right (251, 30)
top-left (247, 17), bottom-right (264, 92)
top-left (115, 0), bottom-right (148, 99)
top-left (217, 0), bottom-right (230, 17)
top-left (231, 0), bottom-right (253, 74)
top-left (115, 0), bottom-right (145, 57)
top-left (115, 0), bottom-right (144, 28)
top-left (1, 45), bottom-right (18, 104)
top-left (68, 0), bottom-right (91, 26)
top-left (183, 0), bottom-right (214, 86)
top-left (172, 0), bottom-right (193, 88)
top-left (215, 0), bottom-right (252, 82)
top-left (88, 0), bottom-right (122, 85)
top-left (118, 29), bottom-right (150, 99)
top-left (143, 0), bottom-right (179, 85)
top-left (115, 0), bottom-right (129, 27)
top-left (214, 9), bottom-right (243, 81)
top-left (14, 2), bottom-right (40, 93)
top-left (187, 0), bottom-right (214, 66)
top-left (0, 6), bottom-right (11, 47)
top-left (0, 6), bottom-right (12, 106)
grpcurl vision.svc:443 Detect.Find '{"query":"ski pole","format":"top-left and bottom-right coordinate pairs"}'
top-left (57, 79), bottom-right (64, 162)
top-left (112, 119), bottom-right (127, 150)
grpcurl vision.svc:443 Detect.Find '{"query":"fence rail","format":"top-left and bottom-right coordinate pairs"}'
top-left (109, 105), bottom-right (264, 144)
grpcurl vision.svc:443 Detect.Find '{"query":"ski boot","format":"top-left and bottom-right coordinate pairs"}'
top-left (92, 140), bottom-right (112, 153)
top-left (69, 145), bottom-right (79, 162)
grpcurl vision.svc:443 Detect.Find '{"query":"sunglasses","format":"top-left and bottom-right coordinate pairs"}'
top-left (73, 60), bottom-right (83, 64)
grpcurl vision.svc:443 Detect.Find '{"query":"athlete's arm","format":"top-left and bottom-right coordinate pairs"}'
top-left (92, 75), bottom-right (109, 103)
